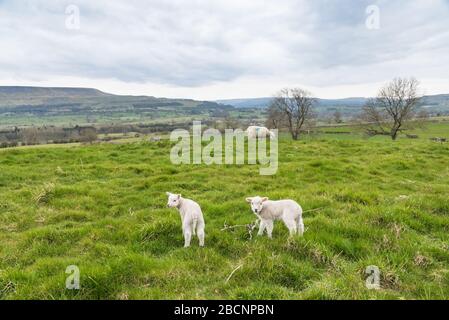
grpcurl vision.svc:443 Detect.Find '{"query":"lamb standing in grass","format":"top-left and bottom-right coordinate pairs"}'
top-left (246, 126), bottom-right (276, 139)
top-left (166, 192), bottom-right (205, 247)
top-left (246, 196), bottom-right (304, 238)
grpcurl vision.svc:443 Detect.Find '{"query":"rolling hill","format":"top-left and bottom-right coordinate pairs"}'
top-left (0, 86), bottom-right (110, 98)
top-left (0, 86), bottom-right (235, 127)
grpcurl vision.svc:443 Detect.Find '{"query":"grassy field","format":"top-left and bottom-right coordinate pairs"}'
top-left (0, 126), bottom-right (449, 300)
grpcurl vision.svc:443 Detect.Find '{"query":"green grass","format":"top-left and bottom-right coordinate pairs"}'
top-left (0, 129), bottom-right (449, 300)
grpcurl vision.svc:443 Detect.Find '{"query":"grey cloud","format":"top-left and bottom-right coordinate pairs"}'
top-left (0, 0), bottom-right (448, 89)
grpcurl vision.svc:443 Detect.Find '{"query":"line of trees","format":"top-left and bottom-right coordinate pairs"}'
top-left (0, 126), bottom-right (98, 147)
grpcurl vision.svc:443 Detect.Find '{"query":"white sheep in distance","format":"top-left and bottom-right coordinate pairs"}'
top-left (246, 126), bottom-right (276, 139)
top-left (246, 196), bottom-right (304, 238)
top-left (166, 192), bottom-right (205, 247)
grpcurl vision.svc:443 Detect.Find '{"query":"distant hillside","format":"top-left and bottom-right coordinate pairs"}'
top-left (0, 86), bottom-right (111, 98)
top-left (218, 95), bottom-right (449, 116)
top-left (216, 97), bottom-right (273, 108)
top-left (217, 97), bottom-right (369, 108)
top-left (318, 97), bottom-right (368, 107)
top-left (0, 86), bottom-right (235, 127)
top-left (420, 94), bottom-right (449, 107)
top-left (216, 97), bottom-right (371, 117)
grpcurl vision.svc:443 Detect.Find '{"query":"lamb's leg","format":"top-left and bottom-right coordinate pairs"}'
top-left (197, 221), bottom-right (205, 247)
top-left (192, 218), bottom-right (198, 236)
top-left (297, 216), bottom-right (304, 236)
top-left (183, 222), bottom-right (192, 248)
top-left (284, 218), bottom-right (297, 236)
top-left (258, 220), bottom-right (267, 236)
top-left (265, 220), bottom-right (274, 239)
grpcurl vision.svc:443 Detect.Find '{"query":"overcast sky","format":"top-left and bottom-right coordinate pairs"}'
top-left (0, 0), bottom-right (448, 100)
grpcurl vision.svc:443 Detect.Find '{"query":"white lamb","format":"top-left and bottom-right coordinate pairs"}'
top-left (246, 126), bottom-right (276, 139)
top-left (166, 192), bottom-right (205, 247)
top-left (246, 196), bottom-right (304, 238)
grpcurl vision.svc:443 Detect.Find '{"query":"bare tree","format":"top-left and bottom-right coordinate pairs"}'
top-left (361, 77), bottom-right (421, 140)
top-left (23, 128), bottom-right (40, 145)
top-left (333, 110), bottom-right (343, 124)
top-left (79, 128), bottom-right (98, 144)
top-left (271, 88), bottom-right (315, 140)
top-left (223, 114), bottom-right (240, 130)
top-left (416, 109), bottom-right (429, 119)
top-left (266, 101), bottom-right (286, 129)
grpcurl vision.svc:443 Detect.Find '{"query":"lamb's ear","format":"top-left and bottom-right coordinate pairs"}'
top-left (262, 197), bottom-right (269, 202)
top-left (246, 197), bottom-right (252, 203)
top-left (166, 192), bottom-right (171, 196)
top-left (177, 194), bottom-right (181, 199)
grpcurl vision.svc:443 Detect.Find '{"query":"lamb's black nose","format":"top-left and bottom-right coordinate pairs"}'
top-left (254, 209), bottom-right (258, 213)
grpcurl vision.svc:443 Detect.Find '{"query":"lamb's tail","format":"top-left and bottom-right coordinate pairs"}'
top-left (192, 218), bottom-right (198, 236)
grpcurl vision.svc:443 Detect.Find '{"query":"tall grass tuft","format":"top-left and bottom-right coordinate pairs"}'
top-left (34, 182), bottom-right (56, 205)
